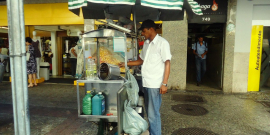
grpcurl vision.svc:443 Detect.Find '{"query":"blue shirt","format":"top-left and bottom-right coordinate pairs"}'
top-left (192, 41), bottom-right (208, 59)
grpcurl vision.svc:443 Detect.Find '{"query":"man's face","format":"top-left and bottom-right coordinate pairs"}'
top-left (198, 37), bottom-right (203, 42)
top-left (141, 28), bottom-right (151, 40)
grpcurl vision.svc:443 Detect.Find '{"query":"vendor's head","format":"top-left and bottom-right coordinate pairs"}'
top-left (139, 19), bottom-right (156, 41)
top-left (25, 37), bottom-right (32, 45)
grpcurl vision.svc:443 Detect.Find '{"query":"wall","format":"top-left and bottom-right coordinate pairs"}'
top-left (0, 3), bottom-right (84, 26)
top-left (233, 0), bottom-right (270, 93)
top-left (223, 0), bottom-right (237, 93)
top-left (0, 0), bottom-right (68, 5)
top-left (163, 18), bottom-right (188, 90)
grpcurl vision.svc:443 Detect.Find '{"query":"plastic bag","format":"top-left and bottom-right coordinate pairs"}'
top-left (123, 100), bottom-right (148, 135)
top-left (126, 69), bottom-right (139, 108)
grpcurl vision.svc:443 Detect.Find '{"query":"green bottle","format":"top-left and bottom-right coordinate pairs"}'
top-left (82, 91), bottom-right (92, 115)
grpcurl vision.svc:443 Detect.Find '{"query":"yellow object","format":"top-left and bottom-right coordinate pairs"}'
top-left (248, 25), bottom-right (264, 92)
top-left (0, 3), bottom-right (84, 26)
top-left (74, 80), bottom-right (85, 86)
top-left (9, 77), bottom-right (44, 84)
top-left (25, 26), bottom-right (35, 38)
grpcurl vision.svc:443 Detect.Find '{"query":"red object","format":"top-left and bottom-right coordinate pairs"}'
top-left (106, 113), bottom-right (113, 116)
top-left (49, 63), bottom-right (52, 70)
top-left (139, 41), bottom-right (144, 46)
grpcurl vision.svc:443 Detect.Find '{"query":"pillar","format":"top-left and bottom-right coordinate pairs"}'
top-left (162, 16), bottom-right (188, 90)
top-left (223, 0), bottom-right (237, 93)
top-left (51, 31), bottom-right (58, 75)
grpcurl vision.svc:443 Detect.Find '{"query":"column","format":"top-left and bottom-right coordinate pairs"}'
top-left (51, 31), bottom-right (58, 75)
top-left (162, 16), bottom-right (188, 90)
top-left (223, 0), bottom-right (237, 93)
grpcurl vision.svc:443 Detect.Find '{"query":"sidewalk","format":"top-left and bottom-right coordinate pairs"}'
top-left (1, 82), bottom-right (270, 134)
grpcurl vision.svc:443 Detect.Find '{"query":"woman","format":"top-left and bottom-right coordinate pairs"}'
top-left (26, 37), bottom-right (37, 87)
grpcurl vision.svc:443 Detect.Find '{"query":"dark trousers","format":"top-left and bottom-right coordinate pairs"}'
top-left (195, 56), bottom-right (206, 82)
top-left (70, 58), bottom-right (77, 76)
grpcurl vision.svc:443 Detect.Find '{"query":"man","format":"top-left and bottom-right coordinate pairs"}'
top-left (192, 36), bottom-right (208, 86)
top-left (119, 19), bottom-right (171, 135)
top-left (69, 44), bottom-right (78, 77)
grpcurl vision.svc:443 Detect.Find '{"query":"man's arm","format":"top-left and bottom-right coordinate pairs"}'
top-left (71, 48), bottom-right (77, 57)
top-left (128, 56), bottom-right (143, 66)
top-left (193, 49), bottom-right (198, 56)
top-left (201, 51), bottom-right (208, 58)
top-left (160, 60), bottom-right (170, 94)
top-left (119, 56), bottom-right (143, 67)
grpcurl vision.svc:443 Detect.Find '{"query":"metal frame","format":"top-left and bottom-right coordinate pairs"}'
top-left (76, 29), bottom-right (132, 134)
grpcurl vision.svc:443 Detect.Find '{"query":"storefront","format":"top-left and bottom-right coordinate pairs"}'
top-left (0, 3), bottom-right (85, 79)
top-left (186, 0), bottom-right (228, 90)
top-left (233, 0), bottom-right (270, 93)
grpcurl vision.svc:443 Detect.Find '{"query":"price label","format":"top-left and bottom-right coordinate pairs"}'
top-left (202, 17), bottom-right (211, 21)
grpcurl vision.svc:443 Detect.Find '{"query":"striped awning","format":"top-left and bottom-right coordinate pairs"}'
top-left (68, 0), bottom-right (203, 20)
top-left (140, 0), bottom-right (184, 10)
top-left (68, 0), bottom-right (136, 9)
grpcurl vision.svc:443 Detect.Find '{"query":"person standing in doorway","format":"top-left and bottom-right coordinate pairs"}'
top-left (119, 19), bottom-right (171, 135)
top-left (192, 36), bottom-right (208, 86)
top-left (69, 44), bottom-right (78, 77)
top-left (26, 37), bottom-right (37, 87)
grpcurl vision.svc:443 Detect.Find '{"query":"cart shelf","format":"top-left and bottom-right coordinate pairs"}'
top-left (77, 79), bottom-right (124, 84)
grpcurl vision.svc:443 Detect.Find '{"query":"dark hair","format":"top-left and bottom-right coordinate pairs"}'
top-left (25, 37), bottom-right (32, 43)
top-left (139, 19), bottom-right (156, 30)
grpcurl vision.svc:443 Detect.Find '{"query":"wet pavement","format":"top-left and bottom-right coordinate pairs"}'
top-left (1, 81), bottom-right (270, 135)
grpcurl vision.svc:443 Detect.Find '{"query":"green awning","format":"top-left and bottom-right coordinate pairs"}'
top-left (140, 0), bottom-right (184, 10)
top-left (68, 0), bottom-right (136, 9)
top-left (68, 0), bottom-right (203, 21)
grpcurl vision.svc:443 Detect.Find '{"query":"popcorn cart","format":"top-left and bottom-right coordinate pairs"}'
top-left (76, 29), bottom-right (137, 134)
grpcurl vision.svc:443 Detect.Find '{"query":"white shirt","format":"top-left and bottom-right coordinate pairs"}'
top-left (139, 34), bottom-right (172, 88)
top-left (69, 46), bottom-right (78, 58)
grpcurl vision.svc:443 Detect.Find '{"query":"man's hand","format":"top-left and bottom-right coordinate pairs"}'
top-left (118, 62), bottom-right (125, 67)
top-left (160, 85), bottom-right (167, 94)
top-left (201, 54), bottom-right (205, 58)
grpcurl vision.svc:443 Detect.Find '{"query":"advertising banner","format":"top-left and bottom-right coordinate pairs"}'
top-left (248, 25), bottom-right (264, 92)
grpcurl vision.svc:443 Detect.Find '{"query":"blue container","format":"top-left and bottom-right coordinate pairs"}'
top-left (92, 92), bottom-right (105, 115)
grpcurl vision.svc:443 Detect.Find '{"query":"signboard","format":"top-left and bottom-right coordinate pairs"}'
top-left (188, 0), bottom-right (228, 23)
top-left (247, 25), bottom-right (264, 92)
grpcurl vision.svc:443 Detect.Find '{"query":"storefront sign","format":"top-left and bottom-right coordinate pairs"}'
top-left (248, 25), bottom-right (264, 92)
top-left (188, 0), bottom-right (228, 23)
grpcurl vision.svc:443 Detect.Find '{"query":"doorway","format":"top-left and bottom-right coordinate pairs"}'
top-left (260, 26), bottom-right (270, 91)
top-left (186, 23), bottom-right (225, 90)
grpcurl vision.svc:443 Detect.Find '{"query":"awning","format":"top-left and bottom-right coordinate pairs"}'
top-left (68, 0), bottom-right (203, 21)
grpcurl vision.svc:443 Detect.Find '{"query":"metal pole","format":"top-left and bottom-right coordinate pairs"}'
top-left (133, 7), bottom-right (139, 58)
top-left (6, 0), bottom-right (30, 134)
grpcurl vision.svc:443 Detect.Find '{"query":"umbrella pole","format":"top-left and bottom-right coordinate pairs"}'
top-left (7, 0), bottom-right (30, 134)
top-left (132, 8), bottom-right (139, 59)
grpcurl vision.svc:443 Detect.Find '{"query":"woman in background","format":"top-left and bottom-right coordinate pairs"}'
top-left (26, 37), bottom-right (37, 87)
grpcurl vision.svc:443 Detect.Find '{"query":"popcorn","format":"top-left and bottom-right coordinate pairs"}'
top-left (93, 46), bottom-right (126, 72)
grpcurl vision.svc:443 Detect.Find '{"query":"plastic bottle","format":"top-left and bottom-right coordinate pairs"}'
top-left (92, 58), bottom-right (97, 79)
top-left (82, 91), bottom-right (92, 115)
top-left (86, 56), bottom-right (94, 80)
top-left (92, 92), bottom-right (105, 115)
